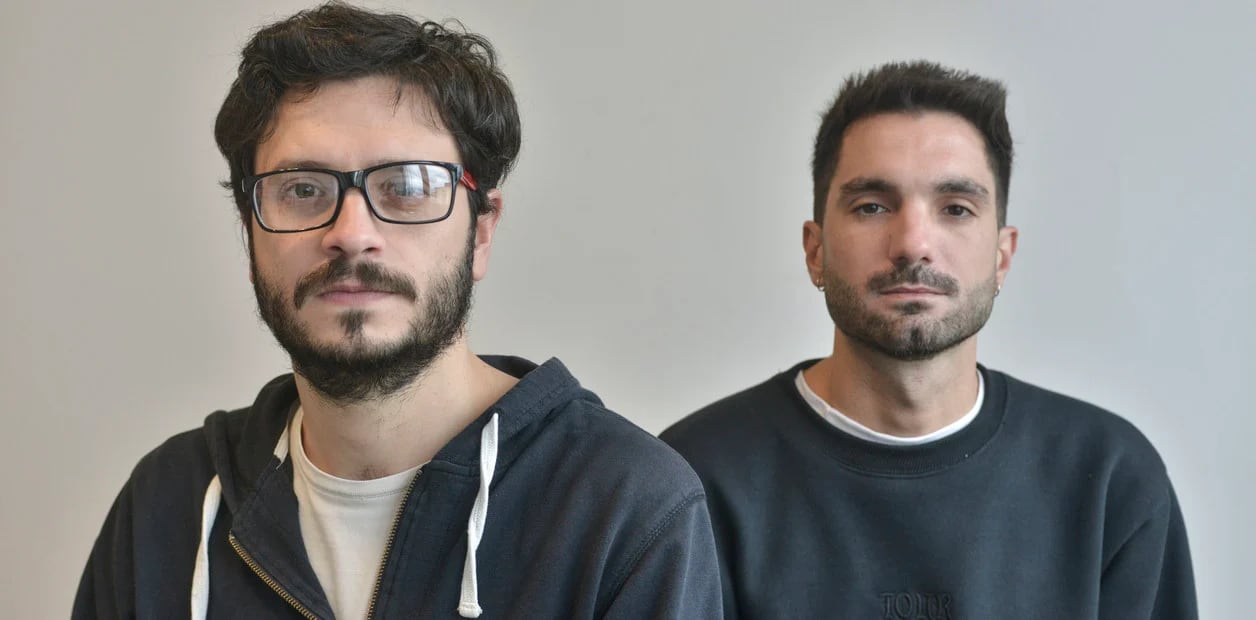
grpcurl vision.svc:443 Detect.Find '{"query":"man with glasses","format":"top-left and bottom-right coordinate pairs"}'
top-left (74, 4), bottom-right (720, 619)
top-left (662, 61), bottom-right (1196, 619)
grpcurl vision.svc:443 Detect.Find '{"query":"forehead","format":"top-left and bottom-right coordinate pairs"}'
top-left (832, 111), bottom-right (993, 192)
top-left (255, 75), bottom-right (457, 172)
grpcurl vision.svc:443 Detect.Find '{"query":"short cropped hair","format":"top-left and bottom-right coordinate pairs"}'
top-left (214, 2), bottom-right (521, 223)
top-left (812, 61), bottom-right (1012, 226)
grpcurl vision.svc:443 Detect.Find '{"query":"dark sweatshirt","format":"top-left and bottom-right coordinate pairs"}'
top-left (661, 361), bottom-right (1195, 619)
top-left (75, 356), bottom-right (722, 619)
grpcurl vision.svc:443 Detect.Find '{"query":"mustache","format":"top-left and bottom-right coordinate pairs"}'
top-left (866, 263), bottom-right (959, 295)
top-left (293, 257), bottom-right (419, 308)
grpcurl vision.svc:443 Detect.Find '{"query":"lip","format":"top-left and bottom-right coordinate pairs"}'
top-left (316, 283), bottom-right (395, 305)
top-left (879, 287), bottom-right (945, 296)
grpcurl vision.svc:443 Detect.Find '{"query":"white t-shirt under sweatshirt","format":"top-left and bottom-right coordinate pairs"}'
top-left (795, 369), bottom-right (984, 445)
top-left (289, 407), bottom-right (423, 620)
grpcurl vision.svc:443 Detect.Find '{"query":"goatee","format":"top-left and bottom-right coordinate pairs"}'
top-left (251, 233), bottom-right (474, 404)
top-left (823, 261), bottom-right (996, 361)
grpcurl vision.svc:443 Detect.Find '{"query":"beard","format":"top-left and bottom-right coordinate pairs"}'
top-left (823, 261), bottom-right (996, 361)
top-left (251, 231), bottom-right (474, 405)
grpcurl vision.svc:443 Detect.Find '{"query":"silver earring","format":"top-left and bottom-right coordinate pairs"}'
top-left (995, 285), bottom-right (1002, 297)
top-left (814, 280), bottom-right (825, 292)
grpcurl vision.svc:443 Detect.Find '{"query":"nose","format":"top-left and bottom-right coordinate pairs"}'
top-left (320, 189), bottom-right (384, 257)
top-left (887, 201), bottom-right (934, 265)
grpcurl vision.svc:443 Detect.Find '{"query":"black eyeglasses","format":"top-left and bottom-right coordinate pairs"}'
top-left (242, 160), bottom-right (479, 233)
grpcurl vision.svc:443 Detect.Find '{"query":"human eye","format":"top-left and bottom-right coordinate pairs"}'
top-left (283, 180), bottom-right (326, 200)
top-left (372, 165), bottom-right (444, 204)
top-left (943, 204), bottom-right (975, 218)
top-left (378, 173), bottom-right (430, 199)
top-left (263, 173), bottom-right (334, 211)
top-left (853, 202), bottom-right (889, 216)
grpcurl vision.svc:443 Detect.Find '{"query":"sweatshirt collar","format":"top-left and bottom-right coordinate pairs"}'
top-left (777, 359), bottom-right (1008, 477)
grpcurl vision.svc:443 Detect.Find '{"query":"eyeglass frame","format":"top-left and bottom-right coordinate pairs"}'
top-left (241, 160), bottom-right (480, 234)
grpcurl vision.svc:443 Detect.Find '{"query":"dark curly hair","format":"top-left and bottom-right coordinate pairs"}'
top-left (214, 2), bottom-right (521, 226)
top-left (812, 61), bottom-right (1012, 226)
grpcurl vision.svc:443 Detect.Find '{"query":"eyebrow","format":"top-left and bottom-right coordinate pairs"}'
top-left (836, 176), bottom-right (991, 201)
top-left (267, 159), bottom-right (331, 171)
top-left (263, 158), bottom-right (419, 172)
top-left (935, 177), bottom-right (990, 199)
top-left (838, 177), bottom-right (898, 197)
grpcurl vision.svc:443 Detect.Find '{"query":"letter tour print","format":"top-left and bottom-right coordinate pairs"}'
top-left (879, 591), bottom-right (954, 620)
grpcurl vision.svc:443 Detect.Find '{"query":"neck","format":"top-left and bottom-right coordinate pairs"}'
top-left (293, 341), bottom-right (518, 480)
top-left (802, 333), bottom-right (980, 437)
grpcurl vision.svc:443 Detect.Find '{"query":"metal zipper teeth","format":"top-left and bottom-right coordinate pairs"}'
top-left (364, 470), bottom-right (422, 620)
top-left (229, 532), bottom-right (321, 620)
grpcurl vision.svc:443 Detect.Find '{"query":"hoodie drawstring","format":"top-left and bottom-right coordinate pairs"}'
top-left (191, 422), bottom-right (291, 620)
top-left (190, 475), bottom-right (221, 620)
top-left (189, 414), bottom-right (499, 620)
top-left (458, 412), bottom-right (499, 618)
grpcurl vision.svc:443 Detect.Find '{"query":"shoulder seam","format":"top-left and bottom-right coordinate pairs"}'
top-left (1102, 477), bottom-right (1173, 572)
top-left (600, 490), bottom-right (707, 612)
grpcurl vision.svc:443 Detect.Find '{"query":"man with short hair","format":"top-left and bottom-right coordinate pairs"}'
top-left (74, 4), bottom-right (721, 618)
top-left (662, 61), bottom-right (1196, 619)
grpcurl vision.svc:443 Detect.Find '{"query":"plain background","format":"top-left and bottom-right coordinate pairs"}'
top-left (2, 0), bottom-right (1252, 617)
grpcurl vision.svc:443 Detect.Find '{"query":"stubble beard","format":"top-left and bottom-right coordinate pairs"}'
top-left (822, 262), bottom-right (997, 361)
top-left (251, 231), bottom-right (475, 405)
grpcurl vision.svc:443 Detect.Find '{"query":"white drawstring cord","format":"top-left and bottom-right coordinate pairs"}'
top-left (458, 413), bottom-right (499, 618)
top-left (191, 475), bottom-right (221, 620)
top-left (191, 421), bottom-right (291, 620)
top-left (188, 414), bottom-right (501, 618)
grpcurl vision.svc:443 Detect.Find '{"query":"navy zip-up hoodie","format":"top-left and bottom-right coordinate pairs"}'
top-left (74, 356), bottom-right (722, 619)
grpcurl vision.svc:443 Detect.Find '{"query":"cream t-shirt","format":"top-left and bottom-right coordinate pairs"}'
top-left (289, 407), bottom-right (423, 619)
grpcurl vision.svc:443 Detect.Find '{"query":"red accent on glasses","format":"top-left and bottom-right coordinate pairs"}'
top-left (460, 170), bottom-right (478, 191)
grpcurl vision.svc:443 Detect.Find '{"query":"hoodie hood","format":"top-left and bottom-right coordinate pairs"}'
top-left (203, 356), bottom-right (594, 507)
top-left (194, 355), bottom-right (599, 619)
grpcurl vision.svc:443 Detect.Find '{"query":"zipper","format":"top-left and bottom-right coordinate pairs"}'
top-left (229, 532), bottom-right (321, 620)
top-left (364, 470), bottom-right (423, 620)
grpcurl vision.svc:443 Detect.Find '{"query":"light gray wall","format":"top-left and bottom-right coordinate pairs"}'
top-left (3, 1), bottom-right (1251, 617)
